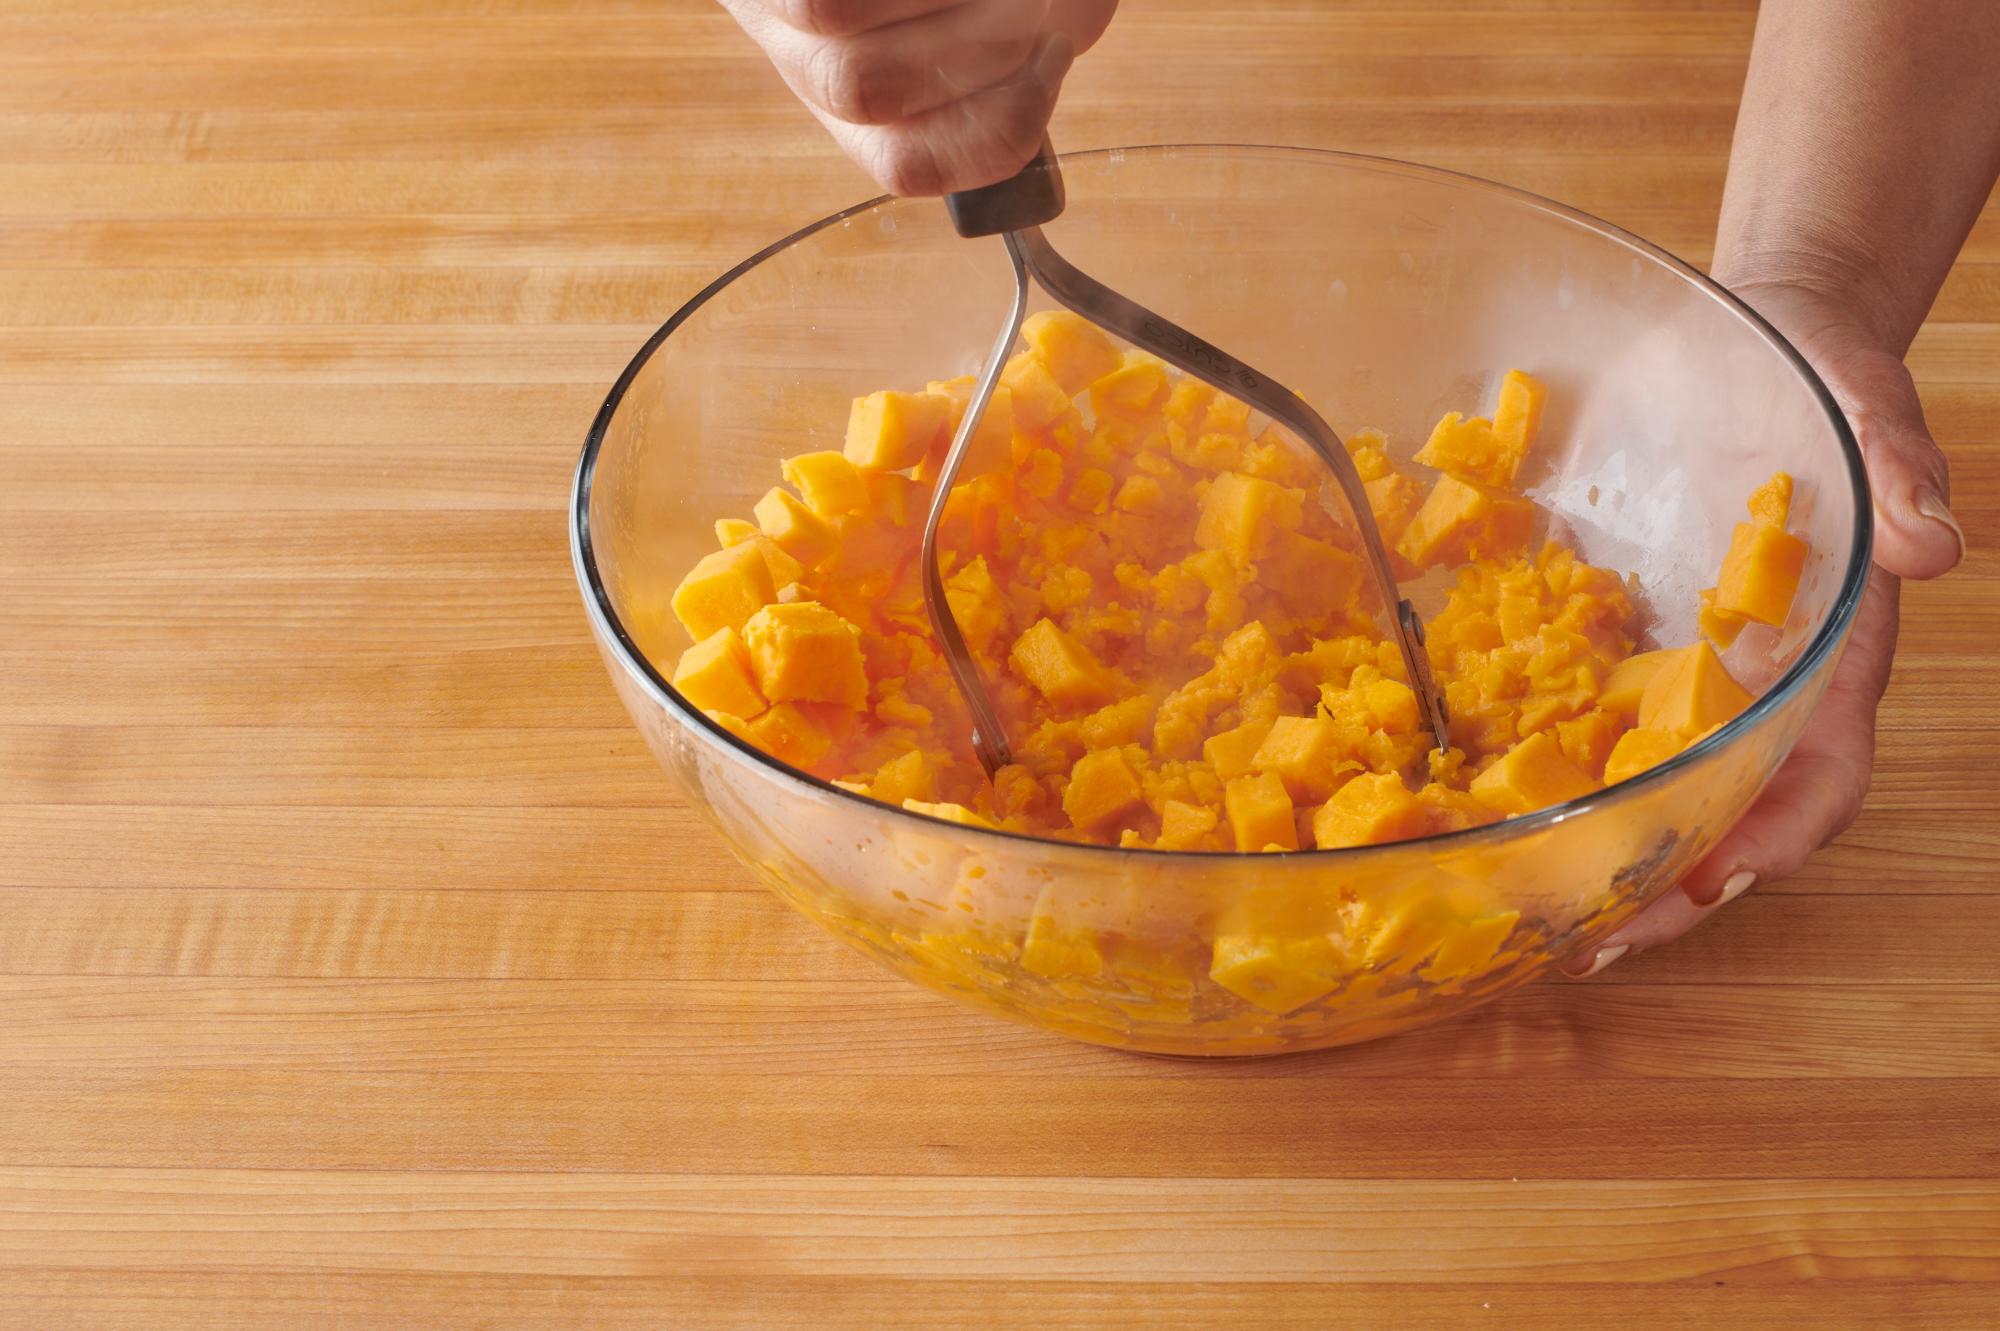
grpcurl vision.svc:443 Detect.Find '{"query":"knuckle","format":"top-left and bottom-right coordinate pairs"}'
top-left (804, 38), bottom-right (890, 125)
top-left (869, 133), bottom-right (944, 197)
top-left (776, 0), bottom-right (867, 38)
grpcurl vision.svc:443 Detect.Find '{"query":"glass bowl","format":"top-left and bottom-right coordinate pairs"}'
top-left (571, 145), bottom-right (1869, 1056)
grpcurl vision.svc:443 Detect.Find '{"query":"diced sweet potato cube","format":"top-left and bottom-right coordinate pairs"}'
top-left (1079, 694), bottom-right (1153, 750)
top-left (1468, 730), bottom-right (1595, 816)
top-left (1000, 352), bottom-right (1071, 431)
top-left (1202, 719), bottom-right (1274, 782)
top-left (1089, 355), bottom-right (1170, 418)
top-left (1424, 908), bottom-right (1521, 980)
top-left (1311, 771), bottom-right (1426, 849)
top-left (920, 380), bottom-right (1016, 482)
top-left (742, 701), bottom-right (836, 768)
top-left (741, 601), bottom-right (869, 709)
top-left (1554, 707), bottom-right (1623, 778)
top-left (1022, 309), bottom-right (1122, 393)
top-left (1397, 474), bottom-right (1535, 569)
top-left (1747, 471), bottom-right (1794, 528)
top-left (1362, 470), bottom-right (1423, 547)
top-left (1224, 771), bottom-right (1298, 851)
top-left (1638, 639), bottom-right (1751, 739)
top-left (1156, 799), bottom-right (1219, 850)
top-left (1009, 618), bottom-right (1115, 709)
top-left (943, 555), bottom-right (1008, 653)
top-left (751, 536), bottom-right (804, 590)
top-left (1209, 932), bottom-right (1344, 1014)
top-left (843, 391), bottom-right (951, 471)
top-left (861, 469), bottom-right (916, 527)
top-left (867, 749), bottom-right (935, 806)
top-left (1363, 678), bottom-right (1420, 734)
top-left (753, 485), bottom-right (836, 565)
top-left (1602, 727), bottom-right (1684, 785)
top-left (1252, 714), bottom-right (1352, 803)
top-left (1714, 520), bottom-right (1807, 627)
top-left (902, 798), bottom-right (994, 829)
top-left (1488, 369), bottom-right (1547, 479)
top-left (670, 540), bottom-right (777, 642)
top-left (1270, 533), bottom-right (1365, 613)
top-left (780, 450), bottom-right (867, 518)
top-left (1195, 470), bottom-right (1305, 559)
top-left (714, 517), bottom-right (757, 547)
top-left (670, 626), bottom-right (768, 718)
top-left (1414, 411), bottom-right (1510, 488)
top-left (1063, 748), bottom-right (1146, 832)
top-left (1699, 587), bottom-right (1748, 649)
top-left (1599, 646), bottom-right (1680, 717)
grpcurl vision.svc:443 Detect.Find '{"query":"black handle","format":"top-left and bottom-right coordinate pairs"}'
top-left (943, 139), bottom-right (1066, 238)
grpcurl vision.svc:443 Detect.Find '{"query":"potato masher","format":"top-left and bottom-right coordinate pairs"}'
top-left (921, 143), bottom-right (1450, 778)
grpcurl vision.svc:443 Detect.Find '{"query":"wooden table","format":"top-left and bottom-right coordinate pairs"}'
top-left (4, 2), bottom-right (1995, 1325)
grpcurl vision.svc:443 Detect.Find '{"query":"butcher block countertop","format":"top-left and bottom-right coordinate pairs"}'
top-left (3, 2), bottom-right (1997, 1326)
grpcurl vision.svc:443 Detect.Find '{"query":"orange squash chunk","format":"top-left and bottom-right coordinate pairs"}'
top-left (999, 352), bottom-right (1071, 431)
top-left (780, 450), bottom-right (868, 519)
top-left (1194, 470), bottom-right (1304, 559)
top-left (1156, 799), bottom-right (1219, 850)
top-left (1714, 520), bottom-right (1807, 627)
top-left (867, 748), bottom-right (936, 806)
top-left (1599, 646), bottom-right (1681, 717)
top-left (1224, 771), bottom-right (1298, 852)
top-left (1063, 748), bottom-right (1146, 833)
top-left (1009, 618), bottom-right (1115, 709)
top-left (1022, 310), bottom-right (1123, 393)
top-left (902, 798), bottom-right (993, 829)
top-left (741, 601), bottom-right (869, 710)
top-left (1202, 718), bottom-right (1274, 783)
top-left (742, 701), bottom-right (839, 768)
top-left (1747, 471), bottom-right (1794, 528)
top-left (1602, 727), bottom-right (1684, 785)
top-left (1637, 640), bottom-right (1751, 739)
top-left (753, 485), bottom-right (837, 565)
top-left (1468, 730), bottom-right (1595, 816)
top-left (1397, 474), bottom-right (1535, 569)
top-left (843, 390), bottom-right (951, 471)
top-left (1252, 714), bottom-right (1353, 803)
top-left (670, 540), bottom-right (777, 642)
top-left (1311, 771), bottom-right (1426, 849)
top-left (713, 517), bottom-right (757, 547)
top-left (1488, 368), bottom-right (1548, 481)
top-left (671, 626), bottom-right (768, 718)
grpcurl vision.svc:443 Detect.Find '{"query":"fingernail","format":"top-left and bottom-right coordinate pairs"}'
top-left (1715, 869), bottom-right (1756, 907)
top-left (1913, 488), bottom-right (1967, 564)
top-left (1565, 943), bottom-right (1629, 979)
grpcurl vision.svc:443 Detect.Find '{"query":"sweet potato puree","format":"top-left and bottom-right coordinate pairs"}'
top-left (669, 312), bottom-right (1808, 855)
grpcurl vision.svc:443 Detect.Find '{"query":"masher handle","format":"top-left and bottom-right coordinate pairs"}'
top-left (944, 139), bottom-right (1067, 239)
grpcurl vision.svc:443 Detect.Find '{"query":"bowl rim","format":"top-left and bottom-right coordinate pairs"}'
top-left (570, 142), bottom-right (1872, 864)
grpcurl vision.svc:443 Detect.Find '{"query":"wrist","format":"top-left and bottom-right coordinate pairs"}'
top-left (1712, 242), bottom-right (1922, 357)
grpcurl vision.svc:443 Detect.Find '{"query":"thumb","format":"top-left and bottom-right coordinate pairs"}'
top-left (1826, 342), bottom-right (1965, 579)
top-left (1734, 283), bottom-right (1966, 580)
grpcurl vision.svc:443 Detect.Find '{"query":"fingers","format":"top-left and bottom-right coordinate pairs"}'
top-left (1731, 283), bottom-right (1964, 579)
top-left (783, 0), bottom-right (1053, 127)
top-left (723, 0), bottom-right (1114, 194)
top-left (811, 32), bottom-right (1074, 195)
top-left (761, 0), bottom-right (972, 40)
top-left (1564, 568), bottom-right (1902, 978)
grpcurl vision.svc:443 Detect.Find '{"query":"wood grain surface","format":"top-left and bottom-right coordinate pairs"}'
top-left (2, 1), bottom-right (1996, 1326)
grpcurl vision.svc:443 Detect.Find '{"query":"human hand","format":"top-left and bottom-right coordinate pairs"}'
top-left (717, 0), bottom-right (1117, 196)
top-left (1566, 282), bottom-right (1966, 977)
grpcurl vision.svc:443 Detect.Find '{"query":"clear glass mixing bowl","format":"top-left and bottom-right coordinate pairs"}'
top-left (572, 145), bottom-right (1869, 1055)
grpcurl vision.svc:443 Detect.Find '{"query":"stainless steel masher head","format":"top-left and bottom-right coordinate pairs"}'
top-left (921, 143), bottom-right (1451, 779)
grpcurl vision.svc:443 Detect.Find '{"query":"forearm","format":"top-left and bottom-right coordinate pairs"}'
top-left (1715, 0), bottom-right (2000, 354)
